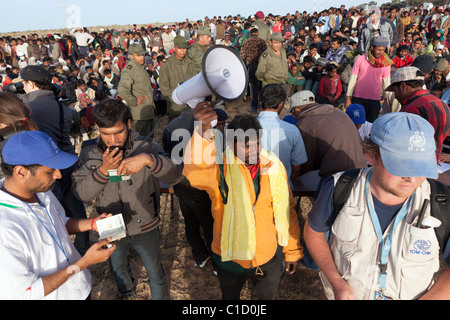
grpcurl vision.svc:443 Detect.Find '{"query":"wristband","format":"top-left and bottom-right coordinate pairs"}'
top-left (91, 217), bottom-right (96, 230)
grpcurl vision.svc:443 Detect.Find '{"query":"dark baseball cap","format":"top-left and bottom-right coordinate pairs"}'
top-left (20, 66), bottom-right (50, 82)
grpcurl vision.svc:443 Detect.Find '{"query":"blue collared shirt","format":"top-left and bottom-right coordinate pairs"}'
top-left (257, 111), bottom-right (308, 188)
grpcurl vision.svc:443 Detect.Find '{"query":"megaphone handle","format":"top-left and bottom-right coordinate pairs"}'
top-left (187, 97), bottom-right (217, 128)
top-left (187, 97), bottom-right (206, 109)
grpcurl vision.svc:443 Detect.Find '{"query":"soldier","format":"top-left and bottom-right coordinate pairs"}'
top-left (252, 11), bottom-right (271, 44)
top-left (117, 43), bottom-right (156, 137)
top-left (255, 32), bottom-right (288, 89)
top-left (187, 26), bottom-right (213, 74)
top-left (159, 36), bottom-right (197, 120)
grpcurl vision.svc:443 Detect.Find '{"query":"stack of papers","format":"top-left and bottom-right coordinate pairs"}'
top-left (96, 214), bottom-right (126, 241)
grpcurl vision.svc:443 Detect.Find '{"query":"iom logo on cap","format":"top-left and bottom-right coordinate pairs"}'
top-left (409, 131), bottom-right (426, 152)
top-left (48, 137), bottom-right (60, 154)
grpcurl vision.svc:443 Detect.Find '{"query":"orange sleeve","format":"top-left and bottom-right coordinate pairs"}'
top-left (182, 127), bottom-right (220, 197)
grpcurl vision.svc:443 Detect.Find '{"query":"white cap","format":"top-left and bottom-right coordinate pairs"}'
top-left (289, 90), bottom-right (315, 112)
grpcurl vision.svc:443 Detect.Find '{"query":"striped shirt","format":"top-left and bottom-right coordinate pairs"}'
top-left (401, 89), bottom-right (450, 158)
top-left (318, 74), bottom-right (343, 98)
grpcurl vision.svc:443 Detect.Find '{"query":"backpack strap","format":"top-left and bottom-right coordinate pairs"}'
top-left (333, 168), bottom-right (362, 218)
top-left (428, 179), bottom-right (450, 251)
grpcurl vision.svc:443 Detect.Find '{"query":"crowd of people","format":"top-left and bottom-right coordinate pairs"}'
top-left (0, 2), bottom-right (450, 301)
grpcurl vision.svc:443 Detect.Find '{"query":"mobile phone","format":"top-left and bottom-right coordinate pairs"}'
top-left (109, 146), bottom-right (120, 157)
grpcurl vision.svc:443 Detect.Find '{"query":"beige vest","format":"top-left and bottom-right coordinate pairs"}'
top-left (321, 168), bottom-right (441, 300)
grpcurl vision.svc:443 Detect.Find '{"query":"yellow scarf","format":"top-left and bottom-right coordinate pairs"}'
top-left (220, 147), bottom-right (290, 262)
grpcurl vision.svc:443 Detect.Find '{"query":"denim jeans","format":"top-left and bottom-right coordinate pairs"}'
top-left (301, 176), bottom-right (330, 271)
top-left (108, 227), bottom-right (170, 300)
top-left (305, 79), bottom-right (319, 97)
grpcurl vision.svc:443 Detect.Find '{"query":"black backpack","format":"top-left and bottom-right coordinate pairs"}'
top-left (333, 169), bottom-right (450, 251)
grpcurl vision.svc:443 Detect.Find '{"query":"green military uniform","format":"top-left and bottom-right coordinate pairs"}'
top-left (159, 37), bottom-right (198, 119)
top-left (252, 20), bottom-right (271, 44)
top-left (117, 44), bottom-right (156, 137)
top-left (255, 33), bottom-right (288, 88)
top-left (187, 26), bottom-right (213, 74)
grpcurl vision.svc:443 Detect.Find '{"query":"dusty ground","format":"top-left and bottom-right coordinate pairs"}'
top-left (86, 97), bottom-right (324, 300)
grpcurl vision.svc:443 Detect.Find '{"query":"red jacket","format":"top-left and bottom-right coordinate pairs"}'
top-left (392, 53), bottom-right (414, 69)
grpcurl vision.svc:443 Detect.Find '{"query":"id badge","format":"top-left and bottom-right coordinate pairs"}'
top-left (374, 291), bottom-right (392, 300)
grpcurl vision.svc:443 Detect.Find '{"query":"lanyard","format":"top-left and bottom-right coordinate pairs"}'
top-left (365, 170), bottom-right (415, 292)
top-left (2, 187), bottom-right (70, 264)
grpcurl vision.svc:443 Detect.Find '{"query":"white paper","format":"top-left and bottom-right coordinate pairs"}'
top-left (96, 214), bottom-right (126, 241)
top-left (438, 162), bottom-right (450, 174)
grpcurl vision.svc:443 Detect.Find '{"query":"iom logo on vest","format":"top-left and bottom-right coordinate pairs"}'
top-left (408, 131), bottom-right (426, 152)
top-left (410, 240), bottom-right (432, 255)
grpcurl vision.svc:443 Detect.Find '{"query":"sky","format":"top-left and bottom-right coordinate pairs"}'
top-left (2, 0), bottom-right (367, 33)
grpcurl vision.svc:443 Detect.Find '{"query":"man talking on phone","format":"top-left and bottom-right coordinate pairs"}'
top-left (71, 99), bottom-right (183, 300)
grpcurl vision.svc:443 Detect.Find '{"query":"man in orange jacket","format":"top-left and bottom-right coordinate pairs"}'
top-left (182, 102), bottom-right (302, 300)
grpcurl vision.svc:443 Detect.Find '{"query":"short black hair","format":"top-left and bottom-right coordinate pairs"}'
top-left (260, 84), bottom-right (286, 110)
top-left (0, 160), bottom-right (40, 177)
top-left (303, 55), bottom-right (314, 63)
top-left (227, 114), bottom-right (262, 145)
top-left (331, 37), bottom-right (343, 45)
top-left (29, 78), bottom-right (54, 91)
top-left (398, 44), bottom-right (409, 52)
top-left (327, 64), bottom-right (337, 72)
top-left (92, 99), bottom-right (132, 128)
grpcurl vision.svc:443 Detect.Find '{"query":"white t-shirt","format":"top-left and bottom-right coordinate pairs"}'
top-left (358, 121), bottom-right (372, 141)
top-left (0, 180), bottom-right (91, 299)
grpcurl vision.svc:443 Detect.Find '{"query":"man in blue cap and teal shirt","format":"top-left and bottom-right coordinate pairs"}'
top-left (0, 131), bottom-right (116, 299)
top-left (345, 103), bottom-right (373, 141)
top-left (304, 112), bottom-right (450, 300)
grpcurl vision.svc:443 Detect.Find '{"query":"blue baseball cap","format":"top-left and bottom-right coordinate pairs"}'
top-left (370, 113), bottom-right (438, 178)
top-left (2, 131), bottom-right (78, 169)
top-left (345, 104), bottom-right (366, 125)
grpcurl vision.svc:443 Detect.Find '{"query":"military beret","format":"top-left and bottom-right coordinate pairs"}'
top-left (20, 66), bottom-right (50, 82)
top-left (255, 11), bottom-right (265, 19)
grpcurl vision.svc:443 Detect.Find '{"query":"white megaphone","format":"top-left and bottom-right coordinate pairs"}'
top-left (172, 45), bottom-right (248, 127)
